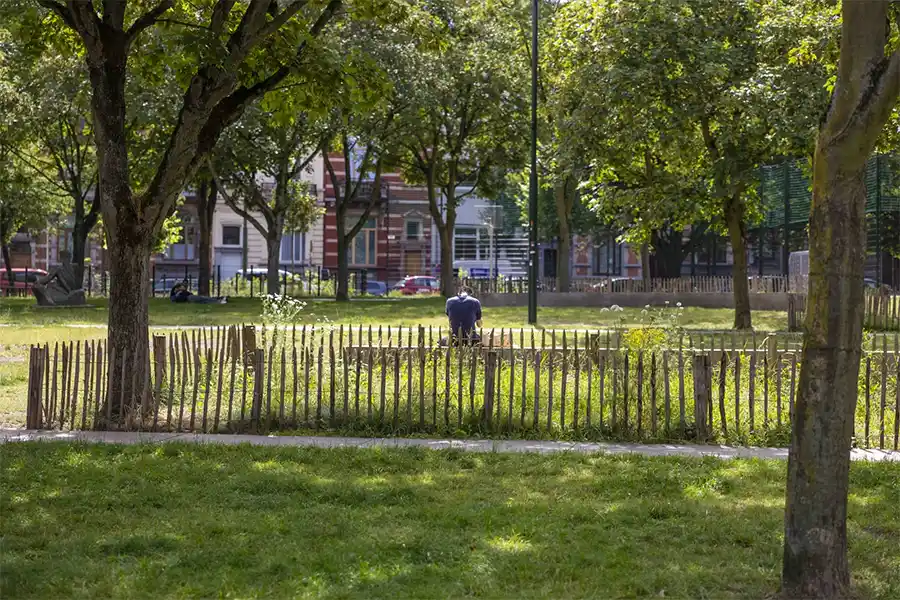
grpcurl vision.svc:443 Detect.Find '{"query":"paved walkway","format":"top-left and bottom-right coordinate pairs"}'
top-left (2, 429), bottom-right (897, 462)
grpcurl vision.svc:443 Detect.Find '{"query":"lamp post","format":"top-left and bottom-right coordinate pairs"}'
top-left (527, 0), bottom-right (539, 324)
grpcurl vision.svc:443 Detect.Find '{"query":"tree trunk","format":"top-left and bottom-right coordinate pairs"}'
top-left (640, 243), bottom-right (650, 287)
top-left (1, 242), bottom-right (13, 293)
top-left (782, 4), bottom-right (898, 595)
top-left (336, 231), bottom-right (350, 302)
top-left (439, 224), bottom-right (454, 297)
top-left (105, 228), bottom-right (151, 417)
top-left (782, 144), bottom-right (866, 598)
top-left (71, 226), bottom-right (87, 286)
top-left (265, 232), bottom-right (281, 296)
top-left (725, 196), bottom-right (752, 329)
top-left (197, 179), bottom-right (217, 296)
top-left (650, 228), bottom-right (687, 278)
top-left (554, 180), bottom-right (572, 292)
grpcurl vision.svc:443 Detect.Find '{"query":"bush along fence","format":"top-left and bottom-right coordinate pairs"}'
top-left (24, 326), bottom-right (899, 450)
top-left (788, 292), bottom-right (900, 332)
top-left (462, 275), bottom-right (811, 295)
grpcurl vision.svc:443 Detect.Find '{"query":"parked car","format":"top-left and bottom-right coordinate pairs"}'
top-left (392, 276), bottom-right (440, 295)
top-left (1, 268), bottom-right (48, 293)
top-left (365, 280), bottom-right (388, 296)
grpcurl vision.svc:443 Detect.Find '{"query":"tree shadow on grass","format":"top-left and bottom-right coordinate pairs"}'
top-left (1, 443), bottom-right (897, 599)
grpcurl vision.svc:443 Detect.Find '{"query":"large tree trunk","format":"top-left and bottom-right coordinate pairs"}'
top-left (265, 232), bottom-right (282, 296)
top-left (650, 228), bottom-right (687, 278)
top-left (197, 179), bottom-right (217, 296)
top-left (725, 196), bottom-right (752, 329)
top-left (70, 190), bottom-right (100, 287)
top-left (336, 210), bottom-right (349, 302)
top-left (554, 180), bottom-right (572, 292)
top-left (105, 227), bottom-right (151, 418)
top-left (782, 3), bottom-right (898, 596)
top-left (640, 243), bottom-right (651, 288)
top-left (336, 238), bottom-right (350, 302)
top-left (439, 223), bottom-right (454, 297)
top-left (782, 142), bottom-right (866, 599)
top-left (1, 242), bottom-right (13, 293)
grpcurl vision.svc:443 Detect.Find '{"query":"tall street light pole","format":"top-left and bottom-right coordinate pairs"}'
top-left (527, 0), bottom-right (539, 325)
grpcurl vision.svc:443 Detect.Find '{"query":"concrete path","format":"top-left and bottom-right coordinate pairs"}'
top-left (2, 429), bottom-right (897, 462)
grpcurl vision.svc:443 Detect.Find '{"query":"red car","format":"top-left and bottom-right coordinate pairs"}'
top-left (392, 276), bottom-right (440, 295)
top-left (1, 268), bottom-right (48, 295)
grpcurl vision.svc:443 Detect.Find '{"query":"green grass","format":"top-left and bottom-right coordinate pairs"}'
top-left (1, 443), bottom-right (898, 599)
top-left (0, 296), bottom-right (789, 330)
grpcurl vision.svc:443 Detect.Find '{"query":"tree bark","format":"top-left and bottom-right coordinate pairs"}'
top-left (1, 242), bottom-right (13, 292)
top-left (336, 235), bottom-right (350, 303)
top-left (650, 228), bottom-right (687, 278)
top-left (640, 243), bottom-right (651, 287)
top-left (554, 179), bottom-right (572, 292)
top-left (725, 196), bottom-right (752, 329)
top-left (265, 232), bottom-right (282, 296)
top-left (197, 179), bottom-right (217, 296)
top-left (439, 223), bottom-right (454, 296)
top-left (105, 226), bottom-right (151, 418)
top-left (782, 3), bottom-right (899, 597)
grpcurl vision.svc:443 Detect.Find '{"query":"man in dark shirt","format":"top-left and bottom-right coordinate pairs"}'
top-left (444, 285), bottom-right (483, 345)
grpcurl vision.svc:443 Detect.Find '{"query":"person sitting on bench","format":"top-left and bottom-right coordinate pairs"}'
top-left (170, 280), bottom-right (227, 304)
top-left (442, 285), bottom-right (482, 346)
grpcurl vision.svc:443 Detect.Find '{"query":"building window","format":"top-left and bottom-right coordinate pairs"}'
top-left (592, 237), bottom-right (622, 276)
top-left (406, 220), bottom-right (421, 241)
top-left (280, 233), bottom-right (305, 263)
top-left (453, 226), bottom-right (490, 262)
top-left (221, 225), bottom-right (241, 246)
top-left (350, 218), bottom-right (377, 266)
top-left (166, 217), bottom-right (196, 260)
top-left (348, 138), bottom-right (373, 182)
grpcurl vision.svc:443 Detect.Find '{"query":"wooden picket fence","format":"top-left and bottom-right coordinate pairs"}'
top-left (24, 325), bottom-right (900, 450)
top-left (788, 292), bottom-right (900, 332)
top-left (464, 275), bottom-right (808, 295)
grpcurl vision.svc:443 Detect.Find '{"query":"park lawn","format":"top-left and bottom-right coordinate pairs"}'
top-left (0, 296), bottom-right (788, 330)
top-left (1, 443), bottom-right (898, 600)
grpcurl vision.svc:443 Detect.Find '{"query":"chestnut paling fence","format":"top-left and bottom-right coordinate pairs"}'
top-left (24, 325), bottom-right (900, 450)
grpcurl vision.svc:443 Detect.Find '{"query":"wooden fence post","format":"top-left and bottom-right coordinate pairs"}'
top-left (26, 346), bottom-right (46, 429)
top-left (692, 353), bottom-right (711, 441)
top-left (482, 350), bottom-right (498, 429)
top-left (250, 349), bottom-right (265, 431)
top-left (152, 335), bottom-right (167, 431)
top-left (242, 325), bottom-right (257, 368)
top-left (787, 295), bottom-right (797, 331)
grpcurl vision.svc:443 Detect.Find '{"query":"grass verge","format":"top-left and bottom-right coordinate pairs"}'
top-left (2, 443), bottom-right (898, 599)
top-left (0, 296), bottom-right (789, 330)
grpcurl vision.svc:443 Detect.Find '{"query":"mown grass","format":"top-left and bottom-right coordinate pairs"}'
top-left (0, 296), bottom-right (789, 330)
top-left (1, 443), bottom-right (898, 599)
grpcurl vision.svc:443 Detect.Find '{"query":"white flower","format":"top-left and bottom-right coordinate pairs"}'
top-left (641, 309), bottom-right (648, 315)
top-left (676, 302), bottom-right (682, 307)
top-left (644, 304), bottom-right (650, 309)
top-left (665, 300), bottom-right (670, 305)
top-left (600, 307), bottom-right (610, 313)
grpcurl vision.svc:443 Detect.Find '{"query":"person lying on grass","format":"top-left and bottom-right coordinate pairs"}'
top-left (169, 280), bottom-right (228, 305)
top-left (440, 284), bottom-right (482, 346)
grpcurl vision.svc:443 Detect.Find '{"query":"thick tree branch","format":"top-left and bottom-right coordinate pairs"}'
top-left (323, 149), bottom-right (343, 205)
top-left (209, 0), bottom-right (236, 35)
top-left (344, 159), bottom-right (384, 242)
top-left (208, 159), bottom-right (269, 236)
top-left (102, 0), bottom-right (125, 28)
top-left (36, 0), bottom-right (76, 30)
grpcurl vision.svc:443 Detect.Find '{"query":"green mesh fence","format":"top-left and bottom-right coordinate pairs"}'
top-left (757, 154), bottom-right (900, 254)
